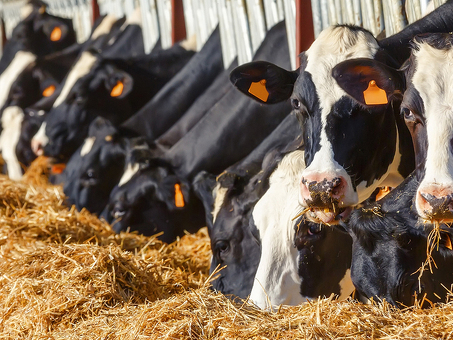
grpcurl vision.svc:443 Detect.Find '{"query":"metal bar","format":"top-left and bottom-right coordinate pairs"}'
top-left (295, 0), bottom-right (314, 67)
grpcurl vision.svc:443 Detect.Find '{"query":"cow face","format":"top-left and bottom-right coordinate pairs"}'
top-left (0, 0), bottom-right (76, 73)
top-left (63, 118), bottom-right (127, 215)
top-left (399, 34), bottom-right (453, 222)
top-left (230, 26), bottom-right (413, 224)
top-left (344, 174), bottom-right (453, 307)
top-left (101, 148), bottom-right (205, 243)
top-left (204, 172), bottom-right (263, 299)
top-left (294, 216), bottom-right (353, 299)
top-left (32, 52), bottom-right (137, 160)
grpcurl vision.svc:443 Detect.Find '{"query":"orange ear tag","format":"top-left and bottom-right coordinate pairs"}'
top-left (248, 79), bottom-right (269, 102)
top-left (174, 183), bottom-right (185, 208)
top-left (445, 233), bottom-right (453, 250)
top-left (51, 163), bottom-right (66, 174)
top-left (50, 26), bottom-right (62, 41)
top-left (363, 80), bottom-right (388, 105)
top-left (110, 81), bottom-right (124, 97)
top-left (42, 84), bottom-right (56, 97)
top-left (376, 186), bottom-right (392, 201)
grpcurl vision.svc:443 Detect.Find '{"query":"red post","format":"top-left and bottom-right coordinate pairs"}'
top-left (296, 0), bottom-right (315, 67)
top-left (92, 0), bottom-right (100, 26)
top-left (171, 0), bottom-right (186, 44)
top-left (1, 18), bottom-right (7, 51)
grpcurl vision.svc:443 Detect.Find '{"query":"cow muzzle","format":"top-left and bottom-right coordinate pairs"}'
top-left (416, 184), bottom-right (453, 222)
top-left (300, 175), bottom-right (352, 224)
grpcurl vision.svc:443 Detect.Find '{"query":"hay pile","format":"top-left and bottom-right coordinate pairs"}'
top-left (0, 160), bottom-right (453, 339)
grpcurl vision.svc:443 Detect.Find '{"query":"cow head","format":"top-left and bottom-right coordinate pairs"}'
top-left (193, 170), bottom-right (263, 299)
top-left (230, 25), bottom-right (414, 224)
top-left (294, 215), bottom-right (353, 300)
top-left (101, 145), bottom-right (205, 243)
top-left (31, 52), bottom-right (138, 160)
top-left (0, 0), bottom-right (76, 73)
top-left (343, 173), bottom-right (453, 307)
top-left (63, 117), bottom-right (129, 215)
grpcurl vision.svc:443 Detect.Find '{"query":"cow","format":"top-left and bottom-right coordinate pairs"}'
top-left (0, 45), bottom-right (81, 179)
top-left (62, 56), bottom-right (235, 216)
top-left (229, 1), bottom-right (453, 225)
top-left (64, 30), bottom-right (226, 214)
top-left (101, 21), bottom-right (292, 240)
top-left (0, 0), bottom-right (76, 74)
top-left (31, 43), bottom-right (195, 161)
top-left (332, 32), bottom-right (453, 307)
top-left (193, 113), bottom-right (304, 299)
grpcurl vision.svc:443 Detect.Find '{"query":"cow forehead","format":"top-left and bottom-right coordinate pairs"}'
top-left (304, 26), bottom-right (379, 109)
top-left (53, 51), bottom-right (98, 108)
top-left (412, 42), bottom-right (453, 183)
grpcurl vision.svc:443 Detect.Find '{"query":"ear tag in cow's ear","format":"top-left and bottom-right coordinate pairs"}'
top-left (105, 135), bottom-right (113, 142)
top-left (43, 85), bottom-right (56, 97)
top-left (174, 183), bottom-right (185, 208)
top-left (39, 5), bottom-right (46, 14)
top-left (51, 163), bottom-right (66, 174)
top-left (445, 233), bottom-right (453, 250)
top-left (363, 80), bottom-right (388, 105)
top-left (248, 79), bottom-right (269, 102)
top-left (50, 26), bottom-right (62, 41)
top-left (110, 81), bottom-right (124, 97)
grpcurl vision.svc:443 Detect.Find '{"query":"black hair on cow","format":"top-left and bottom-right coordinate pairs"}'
top-left (411, 32), bottom-right (453, 51)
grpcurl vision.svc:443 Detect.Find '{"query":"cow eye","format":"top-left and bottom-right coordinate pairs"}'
top-left (307, 223), bottom-right (323, 235)
top-left (291, 98), bottom-right (301, 109)
top-left (215, 240), bottom-right (230, 254)
top-left (402, 108), bottom-right (416, 122)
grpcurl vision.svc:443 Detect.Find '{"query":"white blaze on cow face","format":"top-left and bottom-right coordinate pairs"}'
top-left (118, 162), bottom-right (140, 187)
top-left (53, 51), bottom-right (98, 108)
top-left (180, 34), bottom-right (197, 52)
top-left (20, 4), bottom-right (34, 19)
top-left (80, 137), bottom-right (96, 157)
top-left (299, 26), bottom-right (400, 220)
top-left (0, 51), bottom-right (36, 110)
top-left (411, 42), bottom-right (453, 219)
top-left (1, 106), bottom-right (24, 180)
top-left (31, 122), bottom-right (49, 155)
top-left (212, 183), bottom-right (228, 224)
top-left (90, 14), bottom-right (119, 40)
top-left (250, 150), bottom-right (306, 309)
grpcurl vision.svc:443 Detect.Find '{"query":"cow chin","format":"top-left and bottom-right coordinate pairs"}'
top-left (305, 206), bottom-right (353, 224)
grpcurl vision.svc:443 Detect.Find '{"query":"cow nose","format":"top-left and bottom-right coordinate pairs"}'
top-left (416, 188), bottom-right (453, 220)
top-left (31, 138), bottom-right (44, 156)
top-left (300, 176), bottom-right (346, 207)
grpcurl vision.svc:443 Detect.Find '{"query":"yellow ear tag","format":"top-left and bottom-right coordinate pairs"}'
top-left (174, 183), bottom-right (185, 208)
top-left (248, 79), bottom-right (269, 102)
top-left (445, 233), bottom-right (453, 250)
top-left (363, 80), bottom-right (388, 105)
top-left (50, 26), bottom-right (62, 41)
top-left (105, 135), bottom-right (113, 142)
top-left (110, 81), bottom-right (124, 97)
top-left (42, 84), bottom-right (55, 97)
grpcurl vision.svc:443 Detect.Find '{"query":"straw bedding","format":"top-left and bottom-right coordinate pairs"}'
top-left (1, 158), bottom-right (453, 339)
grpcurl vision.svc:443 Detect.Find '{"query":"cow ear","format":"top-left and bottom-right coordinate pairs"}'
top-left (40, 19), bottom-right (70, 42)
top-left (332, 58), bottom-right (404, 106)
top-left (105, 70), bottom-right (133, 99)
top-left (230, 61), bottom-right (299, 104)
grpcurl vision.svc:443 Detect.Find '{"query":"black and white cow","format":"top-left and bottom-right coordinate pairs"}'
top-left (332, 33), bottom-right (453, 307)
top-left (60, 28), bottom-right (225, 215)
top-left (0, 45), bottom-right (81, 179)
top-left (193, 113), bottom-right (303, 299)
top-left (101, 21), bottom-right (292, 239)
top-left (0, 0), bottom-right (76, 74)
top-left (31, 43), bottom-right (195, 160)
top-left (229, 1), bottom-right (453, 225)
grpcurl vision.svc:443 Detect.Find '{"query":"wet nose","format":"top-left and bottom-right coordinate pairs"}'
top-left (417, 189), bottom-right (453, 220)
top-left (300, 175), bottom-right (346, 207)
